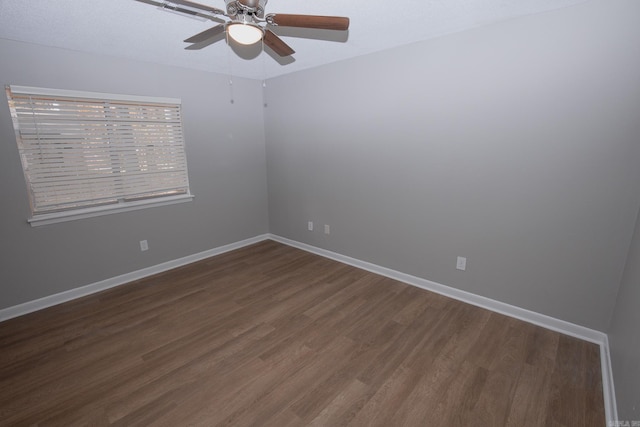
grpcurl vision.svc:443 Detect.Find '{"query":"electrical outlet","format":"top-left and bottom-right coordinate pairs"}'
top-left (308, 221), bottom-right (314, 231)
top-left (324, 224), bottom-right (330, 235)
top-left (140, 240), bottom-right (149, 251)
top-left (456, 256), bottom-right (466, 271)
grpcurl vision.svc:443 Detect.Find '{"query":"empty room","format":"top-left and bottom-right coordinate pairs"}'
top-left (0, 0), bottom-right (638, 425)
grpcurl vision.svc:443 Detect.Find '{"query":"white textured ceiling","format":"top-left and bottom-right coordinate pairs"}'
top-left (0, 0), bottom-right (589, 80)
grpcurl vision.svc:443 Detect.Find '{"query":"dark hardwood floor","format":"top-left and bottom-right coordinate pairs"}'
top-left (0, 240), bottom-right (605, 426)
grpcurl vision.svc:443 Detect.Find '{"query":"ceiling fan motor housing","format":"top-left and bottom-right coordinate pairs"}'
top-left (225, 0), bottom-right (267, 18)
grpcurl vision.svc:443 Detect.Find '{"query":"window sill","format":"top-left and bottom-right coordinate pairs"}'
top-left (28, 194), bottom-right (195, 227)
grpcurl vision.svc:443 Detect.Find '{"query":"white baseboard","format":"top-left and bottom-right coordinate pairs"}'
top-left (599, 335), bottom-right (619, 424)
top-left (268, 234), bottom-right (617, 425)
top-left (0, 234), bottom-right (269, 323)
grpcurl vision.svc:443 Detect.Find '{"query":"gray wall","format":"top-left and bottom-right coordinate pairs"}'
top-left (0, 39), bottom-right (269, 310)
top-left (265, 0), bottom-right (640, 331)
top-left (609, 208), bottom-right (640, 420)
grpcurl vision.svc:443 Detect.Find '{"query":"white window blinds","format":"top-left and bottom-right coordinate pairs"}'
top-left (6, 85), bottom-right (192, 224)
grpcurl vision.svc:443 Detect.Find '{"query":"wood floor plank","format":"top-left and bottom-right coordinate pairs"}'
top-left (289, 320), bottom-right (406, 422)
top-left (0, 240), bottom-right (606, 426)
top-left (506, 363), bottom-right (552, 426)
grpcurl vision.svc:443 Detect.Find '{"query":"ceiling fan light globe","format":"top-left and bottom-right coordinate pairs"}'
top-left (227, 23), bottom-right (263, 45)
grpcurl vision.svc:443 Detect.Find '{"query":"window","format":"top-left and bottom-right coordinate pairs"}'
top-left (6, 85), bottom-right (193, 226)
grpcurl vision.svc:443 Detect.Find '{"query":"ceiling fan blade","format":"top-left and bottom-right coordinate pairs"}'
top-left (135, 0), bottom-right (211, 19)
top-left (184, 24), bottom-right (225, 43)
top-left (269, 14), bottom-right (349, 31)
top-left (167, 0), bottom-right (225, 15)
top-left (185, 36), bottom-right (225, 50)
top-left (263, 30), bottom-right (295, 56)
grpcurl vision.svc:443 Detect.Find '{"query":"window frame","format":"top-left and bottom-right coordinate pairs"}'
top-left (6, 85), bottom-right (194, 226)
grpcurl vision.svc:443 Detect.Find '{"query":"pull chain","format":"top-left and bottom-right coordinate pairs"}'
top-left (226, 30), bottom-right (234, 104)
top-left (261, 38), bottom-right (267, 108)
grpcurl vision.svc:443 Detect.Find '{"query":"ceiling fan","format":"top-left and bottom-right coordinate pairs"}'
top-left (136, 0), bottom-right (350, 58)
